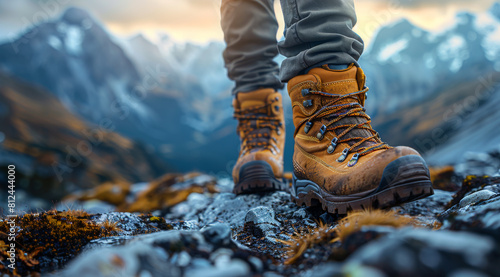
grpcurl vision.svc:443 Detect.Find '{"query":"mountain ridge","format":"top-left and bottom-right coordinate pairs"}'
top-left (1, 4), bottom-right (499, 172)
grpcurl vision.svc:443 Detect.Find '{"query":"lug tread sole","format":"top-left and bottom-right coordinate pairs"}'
top-left (291, 180), bottom-right (434, 215)
top-left (233, 161), bottom-right (287, 195)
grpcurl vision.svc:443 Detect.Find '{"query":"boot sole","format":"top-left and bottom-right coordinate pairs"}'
top-left (233, 160), bottom-right (288, 195)
top-left (291, 155), bottom-right (434, 215)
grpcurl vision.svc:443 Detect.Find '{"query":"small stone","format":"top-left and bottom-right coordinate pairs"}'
top-left (201, 223), bottom-right (232, 247)
top-left (172, 251), bottom-right (191, 267)
top-left (292, 209), bottom-right (308, 219)
top-left (187, 259), bottom-right (250, 277)
top-left (248, 256), bottom-right (263, 272)
top-left (244, 206), bottom-right (281, 238)
top-left (319, 213), bottom-right (336, 224)
top-left (245, 206), bottom-right (280, 226)
top-left (191, 258), bottom-right (212, 269)
top-left (210, 248), bottom-right (233, 267)
top-left (459, 190), bottom-right (496, 208)
top-left (346, 229), bottom-right (498, 276)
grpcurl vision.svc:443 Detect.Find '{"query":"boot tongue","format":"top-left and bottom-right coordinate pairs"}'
top-left (310, 65), bottom-right (375, 150)
top-left (309, 64), bottom-right (359, 94)
top-left (236, 88), bottom-right (275, 110)
top-left (235, 88), bottom-right (277, 153)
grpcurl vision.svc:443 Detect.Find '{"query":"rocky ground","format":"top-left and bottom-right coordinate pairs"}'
top-left (1, 150), bottom-right (500, 277)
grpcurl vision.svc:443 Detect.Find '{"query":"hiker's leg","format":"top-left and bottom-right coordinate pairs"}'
top-left (278, 0), bottom-right (433, 214)
top-left (277, 0), bottom-right (364, 81)
top-left (222, 0), bottom-right (286, 194)
top-left (221, 0), bottom-right (283, 93)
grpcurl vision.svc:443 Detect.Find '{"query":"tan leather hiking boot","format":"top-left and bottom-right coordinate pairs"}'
top-left (232, 88), bottom-right (287, 194)
top-left (288, 64), bottom-right (433, 214)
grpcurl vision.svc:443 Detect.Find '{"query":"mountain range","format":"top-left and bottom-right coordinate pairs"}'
top-left (1, 3), bottom-right (499, 181)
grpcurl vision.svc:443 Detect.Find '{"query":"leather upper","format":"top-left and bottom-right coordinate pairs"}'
top-left (288, 64), bottom-right (423, 195)
top-left (232, 88), bottom-right (285, 183)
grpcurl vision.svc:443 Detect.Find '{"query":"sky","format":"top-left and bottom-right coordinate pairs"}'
top-left (0, 0), bottom-right (498, 45)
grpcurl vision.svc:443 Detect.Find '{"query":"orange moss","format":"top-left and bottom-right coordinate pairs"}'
top-left (119, 172), bottom-right (218, 212)
top-left (0, 209), bottom-right (115, 276)
top-left (429, 166), bottom-right (459, 191)
top-left (67, 180), bottom-right (131, 206)
top-left (66, 172), bottom-right (218, 213)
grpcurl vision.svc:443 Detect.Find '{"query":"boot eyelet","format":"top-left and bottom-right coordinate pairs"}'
top-left (303, 99), bottom-right (313, 107)
top-left (347, 153), bottom-right (359, 167)
top-left (337, 148), bottom-right (349, 162)
top-left (276, 129), bottom-right (281, 135)
top-left (327, 137), bottom-right (338, 154)
top-left (316, 125), bottom-right (327, 140)
top-left (304, 122), bottom-right (313, 134)
top-left (301, 89), bottom-right (310, 96)
top-left (274, 105), bottom-right (280, 112)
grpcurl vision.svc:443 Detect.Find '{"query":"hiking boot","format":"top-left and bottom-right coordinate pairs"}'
top-left (287, 64), bottom-right (433, 214)
top-left (232, 88), bottom-right (287, 194)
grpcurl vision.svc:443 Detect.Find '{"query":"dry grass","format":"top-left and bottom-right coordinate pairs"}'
top-left (278, 222), bottom-right (333, 265)
top-left (100, 220), bottom-right (121, 233)
top-left (331, 209), bottom-right (419, 243)
top-left (281, 209), bottom-right (423, 265)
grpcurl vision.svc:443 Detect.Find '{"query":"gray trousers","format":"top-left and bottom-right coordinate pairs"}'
top-left (221, 0), bottom-right (364, 93)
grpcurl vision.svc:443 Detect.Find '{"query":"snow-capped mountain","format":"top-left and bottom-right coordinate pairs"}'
top-left (0, 8), bottom-right (151, 124)
top-left (1, 3), bottom-right (499, 171)
top-left (121, 34), bottom-right (233, 133)
top-left (0, 7), bottom-right (241, 172)
top-left (360, 7), bottom-right (500, 116)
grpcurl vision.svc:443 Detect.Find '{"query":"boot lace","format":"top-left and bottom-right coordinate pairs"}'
top-left (301, 87), bottom-right (391, 166)
top-left (234, 103), bottom-right (282, 154)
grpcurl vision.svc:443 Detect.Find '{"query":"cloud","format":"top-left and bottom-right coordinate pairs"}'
top-left (0, 0), bottom-right (223, 42)
top-left (358, 0), bottom-right (496, 8)
top-left (0, 0), bottom-right (498, 43)
top-left (387, 0), bottom-right (491, 8)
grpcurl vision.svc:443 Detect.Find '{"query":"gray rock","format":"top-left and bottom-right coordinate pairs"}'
top-left (292, 208), bottom-right (308, 219)
top-left (83, 235), bottom-right (135, 252)
top-left (210, 248), bottom-right (233, 267)
top-left (190, 258), bottom-right (212, 269)
top-left (443, 195), bottom-right (500, 231)
top-left (171, 251), bottom-right (191, 267)
top-left (245, 206), bottom-right (281, 226)
top-left (59, 228), bottom-right (260, 277)
top-left (299, 262), bottom-right (344, 277)
top-left (59, 241), bottom-right (179, 277)
top-left (346, 228), bottom-right (500, 276)
top-left (459, 190), bottom-right (497, 208)
top-left (186, 259), bottom-right (250, 277)
top-left (169, 193), bottom-right (212, 220)
top-left (244, 206), bottom-right (281, 238)
top-left (183, 190), bottom-right (307, 229)
top-left (94, 212), bottom-right (149, 235)
top-left (448, 269), bottom-right (490, 277)
top-left (201, 223), bottom-right (232, 247)
top-left (263, 272), bottom-right (284, 277)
